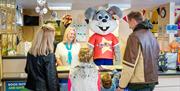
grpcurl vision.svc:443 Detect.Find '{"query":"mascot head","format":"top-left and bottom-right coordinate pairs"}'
top-left (85, 6), bottom-right (122, 35)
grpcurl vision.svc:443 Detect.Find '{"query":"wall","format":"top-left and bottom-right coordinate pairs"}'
top-left (20, 2), bottom-right (175, 60)
top-left (21, 10), bottom-right (86, 42)
top-left (158, 2), bottom-right (175, 51)
top-left (116, 2), bottom-right (176, 62)
top-left (21, 9), bottom-right (40, 42)
top-left (21, 8), bottom-right (133, 64)
top-left (118, 10), bottom-right (133, 63)
top-left (143, 2), bottom-right (175, 52)
top-left (44, 10), bottom-right (86, 24)
top-left (21, 26), bottom-right (38, 42)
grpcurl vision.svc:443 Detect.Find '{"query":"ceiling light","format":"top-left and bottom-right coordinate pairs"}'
top-left (48, 3), bottom-right (72, 10)
top-left (48, 6), bottom-right (71, 10)
top-left (35, 0), bottom-right (48, 15)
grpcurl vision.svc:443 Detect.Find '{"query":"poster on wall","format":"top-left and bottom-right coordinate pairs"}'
top-left (73, 24), bottom-right (88, 42)
top-left (6, 81), bottom-right (29, 91)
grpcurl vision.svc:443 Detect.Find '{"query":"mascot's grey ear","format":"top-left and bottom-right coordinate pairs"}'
top-left (85, 8), bottom-right (97, 22)
top-left (107, 6), bottom-right (122, 18)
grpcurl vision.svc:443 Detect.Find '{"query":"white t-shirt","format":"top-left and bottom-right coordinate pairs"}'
top-left (55, 42), bottom-right (81, 67)
top-left (69, 63), bottom-right (99, 91)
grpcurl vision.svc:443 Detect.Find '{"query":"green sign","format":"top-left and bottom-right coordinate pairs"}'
top-left (6, 81), bottom-right (29, 91)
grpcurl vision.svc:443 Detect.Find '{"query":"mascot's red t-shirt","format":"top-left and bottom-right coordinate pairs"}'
top-left (88, 33), bottom-right (119, 59)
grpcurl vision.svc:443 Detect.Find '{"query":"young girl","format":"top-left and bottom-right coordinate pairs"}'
top-left (68, 48), bottom-right (100, 91)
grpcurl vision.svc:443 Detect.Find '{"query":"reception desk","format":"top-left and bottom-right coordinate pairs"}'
top-left (1, 56), bottom-right (180, 91)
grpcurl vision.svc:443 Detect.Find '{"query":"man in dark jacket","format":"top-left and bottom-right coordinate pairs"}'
top-left (117, 11), bottom-right (160, 91)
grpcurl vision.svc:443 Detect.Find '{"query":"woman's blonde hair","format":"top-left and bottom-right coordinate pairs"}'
top-left (29, 23), bottom-right (55, 56)
top-left (63, 26), bottom-right (76, 43)
top-left (78, 48), bottom-right (92, 63)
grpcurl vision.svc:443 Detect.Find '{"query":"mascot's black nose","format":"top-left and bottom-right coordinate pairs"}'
top-left (102, 19), bottom-right (107, 23)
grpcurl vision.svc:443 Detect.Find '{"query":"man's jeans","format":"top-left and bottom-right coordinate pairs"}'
top-left (128, 86), bottom-right (155, 91)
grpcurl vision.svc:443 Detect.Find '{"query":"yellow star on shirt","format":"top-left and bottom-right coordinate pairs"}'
top-left (101, 38), bottom-right (112, 54)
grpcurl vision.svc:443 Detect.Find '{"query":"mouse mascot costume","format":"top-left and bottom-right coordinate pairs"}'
top-left (85, 6), bottom-right (122, 66)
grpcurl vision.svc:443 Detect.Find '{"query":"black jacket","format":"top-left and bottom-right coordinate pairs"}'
top-left (25, 53), bottom-right (59, 91)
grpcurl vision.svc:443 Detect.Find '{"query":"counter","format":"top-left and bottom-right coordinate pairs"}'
top-left (56, 66), bottom-right (180, 78)
top-left (2, 56), bottom-right (27, 59)
top-left (159, 70), bottom-right (180, 76)
top-left (1, 67), bottom-right (180, 91)
top-left (1, 65), bottom-right (180, 81)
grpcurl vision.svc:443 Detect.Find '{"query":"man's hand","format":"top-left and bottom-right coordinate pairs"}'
top-left (117, 87), bottom-right (124, 91)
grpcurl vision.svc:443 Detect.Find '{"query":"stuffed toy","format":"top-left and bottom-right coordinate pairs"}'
top-left (85, 6), bottom-right (122, 66)
top-left (62, 15), bottom-right (72, 28)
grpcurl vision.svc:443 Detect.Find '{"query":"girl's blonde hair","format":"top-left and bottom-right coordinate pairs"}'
top-left (63, 26), bottom-right (76, 43)
top-left (29, 23), bottom-right (55, 56)
top-left (78, 48), bottom-right (92, 63)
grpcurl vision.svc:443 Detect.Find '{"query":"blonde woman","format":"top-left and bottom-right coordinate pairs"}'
top-left (55, 26), bottom-right (81, 67)
top-left (25, 23), bottom-right (59, 91)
